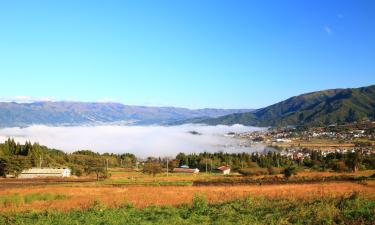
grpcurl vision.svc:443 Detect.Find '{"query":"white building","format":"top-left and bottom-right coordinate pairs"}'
top-left (18, 168), bottom-right (71, 178)
top-left (216, 166), bottom-right (231, 175)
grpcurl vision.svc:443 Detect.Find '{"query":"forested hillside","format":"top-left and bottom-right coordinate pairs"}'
top-left (0, 139), bottom-right (136, 178)
top-left (200, 85), bottom-right (375, 127)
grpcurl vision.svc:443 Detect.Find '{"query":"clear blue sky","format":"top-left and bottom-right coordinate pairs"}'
top-left (0, 0), bottom-right (374, 109)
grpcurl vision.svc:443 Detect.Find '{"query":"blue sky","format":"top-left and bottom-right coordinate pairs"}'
top-left (0, 0), bottom-right (374, 109)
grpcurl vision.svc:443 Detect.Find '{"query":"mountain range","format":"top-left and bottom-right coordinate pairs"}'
top-left (1, 85), bottom-right (374, 128)
top-left (0, 101), bottom-right (253, 127)
top-left (197, 84), bottom-right (375, 127)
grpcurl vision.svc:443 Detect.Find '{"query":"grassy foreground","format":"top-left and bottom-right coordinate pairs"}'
top-left (1, 193), bottom-right (374, 225)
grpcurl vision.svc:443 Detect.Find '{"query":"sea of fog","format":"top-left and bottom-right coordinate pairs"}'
top-left (0, 124), bottom-right (268, 158)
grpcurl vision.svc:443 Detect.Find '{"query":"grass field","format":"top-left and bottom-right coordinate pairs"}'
top-left (1, 193), bottom-right (374, 225)
top-left (0, 169), bottom-right (374, 212)
top-left (0, 169), bottom-right (374, 224)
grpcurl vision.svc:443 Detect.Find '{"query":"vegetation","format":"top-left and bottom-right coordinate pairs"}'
top-left (200, 85), bottom-right (375, 127)
top-left (283, 166), bottom-right (298, 178)
top-left (0, 193), bottom-right (67, 207)
top-left (142, 160), bottom-right (162, 177)
top-left (0, 138), bottom-right (136, 177)
top-left (176, 150), bottom-right (375, 175)
top-left (1, 137), bottom-right (374, 178)
top-left (84, 159), bottom-right (109, 180)
top-left (0, 193), bottom-right (373, 225)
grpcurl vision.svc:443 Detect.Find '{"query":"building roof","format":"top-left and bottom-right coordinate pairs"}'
top-left (173, 168), bottom-right (199, 173)
top-left (21, 168), bottom-right (70, 174)
top-left (217, 166), bottom-right (230, 171)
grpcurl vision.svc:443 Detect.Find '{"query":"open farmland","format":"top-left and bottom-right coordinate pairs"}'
top-left (1, 172), bottom-right (375, 225)
top-left (0, 169), bottom-right (374, 213)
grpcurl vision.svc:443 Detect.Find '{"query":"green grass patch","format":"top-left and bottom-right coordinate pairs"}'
top-left (0, 195), bottom-right (22, 207)
top-left (103, 179), bottom-right (193, 186)
top-left (0, 193), bottom-right (67, 207)
top-left (0, 193), bottom-right (373, 225)
top-left (23, 193), bottom-right (67, 204)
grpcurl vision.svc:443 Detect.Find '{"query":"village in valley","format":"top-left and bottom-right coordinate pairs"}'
top-left (234, 121), bottom-right (375, 162)
top-left (1, 121), bottom-right (374, 184)
top-left (1, 0), bottom-right (375, 223)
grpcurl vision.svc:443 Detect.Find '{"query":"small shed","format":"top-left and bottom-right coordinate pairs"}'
top-left (18, 168), bottom-right (71, 178)
top-left (215, 166), bottom-right (231, 175)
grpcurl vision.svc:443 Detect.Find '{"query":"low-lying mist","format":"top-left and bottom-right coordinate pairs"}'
top-left (0, 124), bottom-right (266, 158)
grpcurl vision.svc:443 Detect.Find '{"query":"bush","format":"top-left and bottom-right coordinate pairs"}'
top-left (283, 166), bottom-right (298, 178)
top-left (239, 168), bottom-right (268, 176)
top-left (191, 194), bottom-right (208, 214)
top-left (333, 161), bottom-right (348, 172)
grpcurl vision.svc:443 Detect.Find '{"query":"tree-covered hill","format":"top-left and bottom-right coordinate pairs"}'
top-left (0, 138), bottom-right (136, 178)
top-left (199, 85), bottom-right (375, 127)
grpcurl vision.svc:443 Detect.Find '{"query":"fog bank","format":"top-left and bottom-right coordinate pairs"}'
top-left (0, 124), bottom-right (266, 157)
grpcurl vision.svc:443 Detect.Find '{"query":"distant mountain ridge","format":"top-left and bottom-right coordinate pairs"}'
top-left (197, 84), bottom-right (375, 127)
top-left (0, 101), bottom-right (253, 127)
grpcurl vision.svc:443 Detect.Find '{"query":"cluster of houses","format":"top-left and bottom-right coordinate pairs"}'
top-left (236, 121), bottom-right (375, 145)
top-left (279, 147), bottom-right (374, 161)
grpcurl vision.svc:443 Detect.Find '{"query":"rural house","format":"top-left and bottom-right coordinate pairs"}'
top-left (18, 168), bottom-right (71, 178)
top-left (215, 166), bottom-right (231, 175)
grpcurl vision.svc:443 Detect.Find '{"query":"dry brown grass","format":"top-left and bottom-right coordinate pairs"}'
top-left (0, 181), bottom-right (374, 212)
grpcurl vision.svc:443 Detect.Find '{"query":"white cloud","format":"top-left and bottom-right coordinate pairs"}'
top-left (0, 96), bottom-right (56, 103)
top-left (324, 25), bottom-right (333, 35)
top-left (96, 98), bottom-right (118, 103)
top-left (0, 125), bottom-right (266, 158)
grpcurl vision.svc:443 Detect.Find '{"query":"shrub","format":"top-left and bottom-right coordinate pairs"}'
top-left (239, 168), bottom-right (268, 176)
top-left (283, 166), bottom-right (298, 178)
top-left (333, 161), bottom-right (348, 172)
top-left (191, 193), bottom-right (208, 215)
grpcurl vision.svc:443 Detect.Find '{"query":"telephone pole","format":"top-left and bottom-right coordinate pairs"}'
top-left (39, 155), bottom-right (42, 168)
top-left (205, 158), bottom-right (208, 173)
top-left (166, 157), bottom-right (169, 177)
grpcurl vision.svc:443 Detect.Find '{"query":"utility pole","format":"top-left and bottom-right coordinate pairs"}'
top-left (166, 157), bottom-right (169, 177)
top-left (106, 159), bottom-right (109, 172)
top-left (206, 159), bottom-right (208, 173)
top-left (39, 155), bottom-right (42, 168)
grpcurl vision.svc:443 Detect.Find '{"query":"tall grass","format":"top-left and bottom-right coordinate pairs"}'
top-left (0, 193), bottom-right (67, 207)
top-left (0, 193), bottom-right (373, 225)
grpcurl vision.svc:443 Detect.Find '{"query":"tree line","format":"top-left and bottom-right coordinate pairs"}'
top-left (1, 138), bottom-right (374, 178)
top-left (0, 138), bottom-right (136, 178)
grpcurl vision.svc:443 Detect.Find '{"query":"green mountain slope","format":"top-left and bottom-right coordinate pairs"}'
top-left (200, 85), bottom-right (375, 127)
